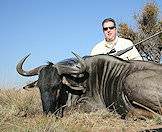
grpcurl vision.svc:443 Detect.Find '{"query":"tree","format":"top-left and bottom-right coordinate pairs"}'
top-left (118, 1), bottom-right (162, 63)
top-left (118, 23), bottom-right (136, 42)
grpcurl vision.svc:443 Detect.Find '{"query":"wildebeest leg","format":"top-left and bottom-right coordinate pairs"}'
top-left (127, 107), bottom-right (155, 119)
top-left (125, 70), bottom-right (162, 114)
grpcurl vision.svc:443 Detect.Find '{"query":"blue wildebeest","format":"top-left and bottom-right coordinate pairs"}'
top-left (17, 53), bottom-right (162, 118)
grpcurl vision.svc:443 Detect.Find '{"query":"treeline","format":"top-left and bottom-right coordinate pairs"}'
top-left (118, 1), bottom-right (162, 63)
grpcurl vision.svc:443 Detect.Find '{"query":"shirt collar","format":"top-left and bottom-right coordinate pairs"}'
top-left (104, 36), bottom-right (118, 48)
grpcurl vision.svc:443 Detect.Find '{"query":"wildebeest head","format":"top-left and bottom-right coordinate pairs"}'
top-left (16, 53), bottom-right (87, 115)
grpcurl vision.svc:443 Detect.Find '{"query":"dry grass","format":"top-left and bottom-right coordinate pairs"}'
top-left (0, 88), bottom-right (162, 132)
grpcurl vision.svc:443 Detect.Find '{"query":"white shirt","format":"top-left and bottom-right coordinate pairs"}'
top-left (91, 36), bottom-right (143, 60)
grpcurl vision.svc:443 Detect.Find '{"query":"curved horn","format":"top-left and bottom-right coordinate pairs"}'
top-left (16, 54), bottom-right (43, 76)
top-left (56, 52), bottom-right (87, 75)
top-left (71, 51), bottom-right (86, 70)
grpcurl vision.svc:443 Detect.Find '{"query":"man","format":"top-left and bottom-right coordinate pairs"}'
top-left (91, 18), bottom-right (143, 60)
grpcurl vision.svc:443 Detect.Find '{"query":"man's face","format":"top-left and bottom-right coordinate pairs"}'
top-left (103, 21), bottom-right (116, 42)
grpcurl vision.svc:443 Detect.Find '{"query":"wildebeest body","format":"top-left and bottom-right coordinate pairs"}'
top-left (64, 55), bottom-right (162, 117)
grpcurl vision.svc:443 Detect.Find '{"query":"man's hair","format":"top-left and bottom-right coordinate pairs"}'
top-left (102, 18), bottom-right (116, 27)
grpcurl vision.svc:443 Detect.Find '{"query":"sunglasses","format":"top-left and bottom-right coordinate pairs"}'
top-left (103, 26), bottom-right (115, 31)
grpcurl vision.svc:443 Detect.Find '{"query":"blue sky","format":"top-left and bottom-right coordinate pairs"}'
top-left (0, 0), bottom-right (161, 88)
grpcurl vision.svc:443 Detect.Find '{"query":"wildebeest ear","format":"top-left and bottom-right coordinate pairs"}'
top-left (72, 51), bottom-right (87, 71)
top-left (71, 51), bottom-right (85, 65)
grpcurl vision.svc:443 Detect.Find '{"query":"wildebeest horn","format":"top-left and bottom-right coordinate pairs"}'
top-left (16, 54), bottom-right (44, 76)
top-left (71, 51), bottom-right (86, 69)
top-left (56, 52), bottom-right (87, 75)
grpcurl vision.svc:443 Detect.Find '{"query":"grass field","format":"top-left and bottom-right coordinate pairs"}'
top-left (0, 87), bottom-right (162, 132)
